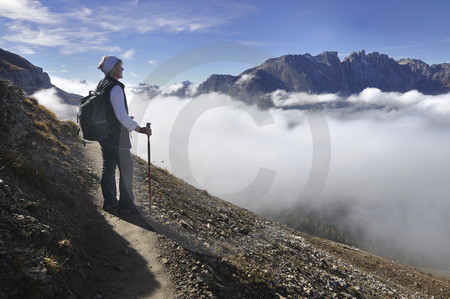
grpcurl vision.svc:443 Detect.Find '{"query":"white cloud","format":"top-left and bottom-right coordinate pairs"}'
top-left (82, 6), bottom-right (93, 15)
top-left (347, 88), bottom-right (424, 107)
top-left (0, 0), bottom-right (58, 24)
top-left (148, 60), bottom-right (158, 65)
top-left (30, 88), bottom-right (78, 121)
top-left (186, 84), bottom-right (199, 96)
top-left (236, 74), bottom-right (254, 85)
top-left (271, 89), bottom-right (342, 107)
top-left (161, 82), bottom-right (185, 95)
top-left (0, 1), bottom-right (257, 54)
top-left (271, 88), bottom-right (450, 126)
top-left (346, 88), bottom-right (450, 124)
top-left (122, 49), bottom-right (135, 60)
top-left (3, 21), bottom-right (120, 54)
top-left (13, 45), bottom-right (36, 55)
top-left (50, 76), bottom-right (96, 96)
top-left (414, 93), bottom-right (450, 121)
top-left (189, 23), bottom-right (207, 31)
top-left (0, 2), bottom-right (119, 53)
top-left (4, 22), bottom-right (70, 47)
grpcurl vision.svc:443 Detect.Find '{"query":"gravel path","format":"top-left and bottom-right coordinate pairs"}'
top-left (83, 141), bottom-right (175, 298)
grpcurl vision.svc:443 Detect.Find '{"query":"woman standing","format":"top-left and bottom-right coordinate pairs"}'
top-left (97, 55), bottom-right (151, 214)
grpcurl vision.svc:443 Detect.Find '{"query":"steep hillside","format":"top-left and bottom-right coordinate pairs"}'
top-left (197, 50), bottom-right (450, 108)
top-left (130, 160), bottom-right (450, 298)
top-left (1, 79), bottom-right (449, 298)
top-left (0, 79), bottom-right (103, 297)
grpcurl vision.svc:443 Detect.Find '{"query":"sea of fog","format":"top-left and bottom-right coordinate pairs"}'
top-left (33, 77), bottom-right (450, 270)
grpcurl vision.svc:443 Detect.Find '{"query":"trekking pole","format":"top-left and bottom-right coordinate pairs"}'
top-left (147, 122), bottom-right (152, 212)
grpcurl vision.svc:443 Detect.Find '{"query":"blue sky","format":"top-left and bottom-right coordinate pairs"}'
top-left (1, 0), bottom-right (450, 86)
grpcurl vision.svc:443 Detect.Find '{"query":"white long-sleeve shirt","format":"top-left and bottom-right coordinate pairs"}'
top-left (110, 85), bottom-right (139, 132)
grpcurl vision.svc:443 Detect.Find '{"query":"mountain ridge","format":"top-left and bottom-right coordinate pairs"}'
top-left (197, 50), bottom-right (450, 108)
top-left (4, 48), bottom-right (450, 110)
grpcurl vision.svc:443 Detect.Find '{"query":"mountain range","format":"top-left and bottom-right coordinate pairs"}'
top-left (196, 50), bottom-right (450, 108)
top-left (2, 48), bottom-right (450, 109)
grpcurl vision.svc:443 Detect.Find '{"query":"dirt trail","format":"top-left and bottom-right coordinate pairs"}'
top-left (84, 141), bottom-right (174, 298)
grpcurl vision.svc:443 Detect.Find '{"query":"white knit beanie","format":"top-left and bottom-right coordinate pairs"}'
top-left (100, 56), bottom-right (119, 75)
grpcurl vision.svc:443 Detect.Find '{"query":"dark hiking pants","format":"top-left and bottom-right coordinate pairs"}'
top-left (100, 143), bottom-right (135, 210)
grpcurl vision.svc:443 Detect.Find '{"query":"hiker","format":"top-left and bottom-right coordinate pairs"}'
top-left (97, 55), bottom-right (151, 214)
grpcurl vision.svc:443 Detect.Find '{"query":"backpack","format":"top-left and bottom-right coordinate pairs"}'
top-left (77, 89), bottom-right (110, 141)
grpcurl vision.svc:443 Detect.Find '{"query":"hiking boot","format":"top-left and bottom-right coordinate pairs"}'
top-left (118, 204), bottom-right (141, 215)
top-left (102, 201), bottom-right (118, 213)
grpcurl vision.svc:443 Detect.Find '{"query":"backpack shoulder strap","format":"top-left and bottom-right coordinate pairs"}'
top-left (95, 80), bottom-right (102, 92)
top-left (97, 81), bottom-right (118, 95)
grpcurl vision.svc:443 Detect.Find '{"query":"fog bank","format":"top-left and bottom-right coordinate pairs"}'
top-left (131, 88), bottom-right (450, 269)
top-left (36, 81), bottom-right (450, 269)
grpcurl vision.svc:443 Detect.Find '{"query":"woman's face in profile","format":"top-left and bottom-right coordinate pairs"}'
top-left (113, 65), bottom-right (124, 79)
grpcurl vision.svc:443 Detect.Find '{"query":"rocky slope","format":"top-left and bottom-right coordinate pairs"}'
top-left (0, 79), bottom-right (102, 297)
top-left (197, 50), bottom-right (450, 108)
top-left (131, 162), bottom-right (450, 298)
top-left (1, 79), bottom-right (449, 298)
top-left (0, 48), bottom-right (80, 104)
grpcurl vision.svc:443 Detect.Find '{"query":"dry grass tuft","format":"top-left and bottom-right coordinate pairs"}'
top-left (34, 120), bottom-right (49, 132)
top-left (33, 118), bottom-right (60, 134)
top-left (23, 97), bottom-right (39, 106)
top-left (43, 256), bottom-right (66, 273)
top-left (33, 130), bottom-right (69, 155)
top-left (36, 104), bottom-right (58, 121)
top-left (60, 121), bottom-right (79, 137)
top-left (2, 150), bottom-right (52, 189)
top-left (2, 60), bottom-right (26, 71)
top-left (57, 238), bottom-right (72, 249)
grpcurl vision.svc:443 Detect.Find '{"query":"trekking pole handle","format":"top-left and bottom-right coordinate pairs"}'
top-left (146, 122), bottom-right (151, 128)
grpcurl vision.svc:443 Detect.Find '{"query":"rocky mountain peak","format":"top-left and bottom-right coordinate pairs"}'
top-left (398, 58), bottom-right (434, 75)
top-left (342, 49), bottom-right (366, 62)
top-left (398, 58), bottom-right (425, 65)
top-left (343, 50), bottom-right (393, 69)
top-left (317, 51), bottom-right (340, 66)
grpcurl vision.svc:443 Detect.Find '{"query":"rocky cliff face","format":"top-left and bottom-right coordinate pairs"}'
top-left (0, 48), bottom-right (80, 104)
top-left (197, 50), bottom-right (450, 107)
top-left (342, 50), bottom-right (444, 94)
top-left (0, 67), bottom-right (53, 95)
top-left (0, 49), bottom-right (53, 95)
